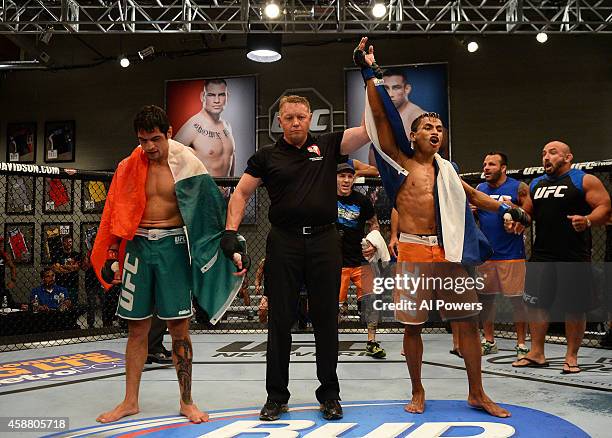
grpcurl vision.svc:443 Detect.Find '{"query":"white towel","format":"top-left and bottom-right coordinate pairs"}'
top-left (363, 230), bottom-right (391, 263)
top-left (432, 155), bottom-right (467, 263)
top-left (364, 92), bottom-right (467, 263)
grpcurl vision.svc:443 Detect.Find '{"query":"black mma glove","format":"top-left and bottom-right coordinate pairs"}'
top-left (220, 230), bottom-right (251, 272)
top-left (101, 248), bottom-right (120, 284)
top-left (498, 204), bottom-right (529, 226)
top-left (353, 44), bottom-right (383, 83)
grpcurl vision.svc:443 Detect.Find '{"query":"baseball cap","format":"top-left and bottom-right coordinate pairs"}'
top-left (337, 162), bottom-right (355, 174)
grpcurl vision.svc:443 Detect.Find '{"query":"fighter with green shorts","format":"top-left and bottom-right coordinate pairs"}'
top-left (95, 105), bottom-right (209, 424)
top-left (117, 227), bottom-right (193, 320)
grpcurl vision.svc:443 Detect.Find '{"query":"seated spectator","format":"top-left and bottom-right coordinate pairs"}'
top-left (29, 268), bottom-right (72, 312)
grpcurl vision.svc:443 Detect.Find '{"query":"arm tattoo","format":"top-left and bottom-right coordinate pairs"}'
top-left (173, 338), bottom-right (194, 404)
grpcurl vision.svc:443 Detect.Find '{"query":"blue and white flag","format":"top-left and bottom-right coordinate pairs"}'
top-left (364, 79), bottom-right (492, 265)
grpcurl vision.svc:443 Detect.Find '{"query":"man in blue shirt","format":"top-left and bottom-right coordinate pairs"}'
top-left (30, 268), bottom-right (72, 311)
top-left (476, 152), bottom-right (531, 360)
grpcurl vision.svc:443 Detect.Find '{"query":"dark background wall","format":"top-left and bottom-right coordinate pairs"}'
top-left (0, 34), bottom-right (610, 172)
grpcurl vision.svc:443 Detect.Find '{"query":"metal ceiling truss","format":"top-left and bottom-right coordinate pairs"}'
top-left (0, 1), bottom-right (610, 34)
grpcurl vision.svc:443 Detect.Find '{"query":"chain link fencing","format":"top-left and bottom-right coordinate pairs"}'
top-left (1, 160), bottom-right (610, 351)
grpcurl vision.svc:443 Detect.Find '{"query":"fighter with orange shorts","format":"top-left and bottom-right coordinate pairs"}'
top-left (355, 37), bottom-right (528, 417)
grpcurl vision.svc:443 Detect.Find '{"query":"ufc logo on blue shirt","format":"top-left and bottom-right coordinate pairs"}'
top-left (534, 185), bottom-right (567, 199)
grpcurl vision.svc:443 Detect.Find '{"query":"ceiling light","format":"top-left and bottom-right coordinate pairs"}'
top-left (264, 2), bottom-right (281, 19)
top-left (138, 45), bottom-right (155, 59)
top-left (372, 3), bottom-right (386, 18)
top-left (246, 34), bottom-right (282, 63)
top-left (536, 32), bottom-right (548, 43)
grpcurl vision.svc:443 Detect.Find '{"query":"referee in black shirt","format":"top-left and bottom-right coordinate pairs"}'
top-left (222, 95), bottom-right (370, 421)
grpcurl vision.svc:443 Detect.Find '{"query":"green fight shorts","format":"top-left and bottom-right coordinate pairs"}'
top-left (116, 227), bottom-right (193, 320)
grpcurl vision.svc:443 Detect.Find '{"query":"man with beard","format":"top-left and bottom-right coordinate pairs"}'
top-left (475, 152), bottom-right (531, 360)
top-left (513, 141), bottom-right (610, 373)
top-left (175, 79), bottom-right (236, 176)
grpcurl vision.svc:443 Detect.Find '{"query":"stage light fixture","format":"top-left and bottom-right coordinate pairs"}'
top-left (246, 33), bottom-right (282, 63)
top-left (264, 2), bottom-right (281, 19)
top-left (372, 2), bottom-right (386, 18)
top-left (119, 56), bottom-right (130, 68)
top-left (467, 41), bottom-right (479, 53)
top-left (536, 32), bottom-right (548, 43)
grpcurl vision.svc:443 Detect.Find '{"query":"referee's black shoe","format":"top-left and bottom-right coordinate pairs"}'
top-left (146, 349), bottom-right (173, 364)
top-left (259, 400), bottom-right (288, 421)
top-left (320, 399), bottom-right (343, 420)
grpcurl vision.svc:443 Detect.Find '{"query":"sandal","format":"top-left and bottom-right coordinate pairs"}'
top-left (561, 363), bottom-right (581, 374)
top-left (512, 357), bottom-right (550, 368)
top-left (449, 348), bottom-right (463, 358)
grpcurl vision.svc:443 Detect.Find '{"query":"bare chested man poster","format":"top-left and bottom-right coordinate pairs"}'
top-left (175, 79), bottom-right (236, 176)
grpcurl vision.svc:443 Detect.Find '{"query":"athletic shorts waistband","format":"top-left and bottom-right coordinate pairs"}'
top-left (135, 227), bottom-right (185, 240)
top-left (399, 233), bottom-right (439, 246)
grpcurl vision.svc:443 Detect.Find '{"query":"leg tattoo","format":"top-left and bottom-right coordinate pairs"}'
top-left (173, 338), bottom-right (193, 405)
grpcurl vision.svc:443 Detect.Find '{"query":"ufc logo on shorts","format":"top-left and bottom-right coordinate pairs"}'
top-left (534, 185), bottom-right (567, 199)
top-left (119, 253), bottom-right (139, 311)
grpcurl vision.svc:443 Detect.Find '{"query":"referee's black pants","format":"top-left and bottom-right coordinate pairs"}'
top-left (265, 226), bottom-right (342, 404)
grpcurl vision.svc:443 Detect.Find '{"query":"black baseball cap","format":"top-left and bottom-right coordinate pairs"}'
top-left (337, 162), bottom-right (355, 174)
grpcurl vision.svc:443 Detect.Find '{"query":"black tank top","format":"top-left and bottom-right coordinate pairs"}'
top-left (530, 169), bottom-right (591, 261)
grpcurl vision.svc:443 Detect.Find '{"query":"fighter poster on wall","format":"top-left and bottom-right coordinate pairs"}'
top-left (165, 75), bottom-right (257, 178)
top-left (6, 122), bottom-right (37, 163)
top-left (345, 63), bottom-right (449, 225)
top-left (345, 63), bottom-right (450, 164)
top-left (166, 75), bottom-right (258, 224)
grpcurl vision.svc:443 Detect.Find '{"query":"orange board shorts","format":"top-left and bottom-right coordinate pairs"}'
top-left (477, 259), bottom-right (526, 297)
top-left (339, 266), bottom-right (364, 303)
top-left (395, 237), bottom-right (481, 324)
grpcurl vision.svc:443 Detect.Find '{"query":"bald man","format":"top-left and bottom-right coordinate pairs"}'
top-left (513, 141), bottom-right (610, 373)
top-left (174, 79), bottom-right (236, 176)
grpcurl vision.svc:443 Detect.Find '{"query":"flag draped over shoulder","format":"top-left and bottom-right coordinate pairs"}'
top-left (92, 140), bottom-right (243, 324)
top-left (364, 80), bottom-right (492, 265)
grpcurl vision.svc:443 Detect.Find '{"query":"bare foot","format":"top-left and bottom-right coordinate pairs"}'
top-left (180, 402), bottom-right (209, 423)
top-left (96, 401), bottom-right (139, 423)
top-left (468, 394), bottom-right (511, 418)
top-left (404, 389), bottom-right (425, 414)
